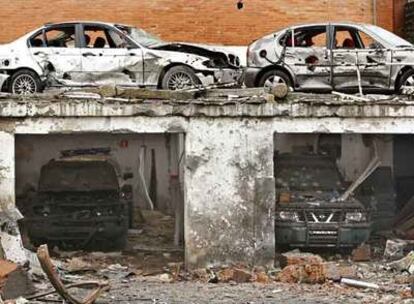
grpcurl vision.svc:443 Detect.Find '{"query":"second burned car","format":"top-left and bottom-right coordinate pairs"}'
top-left (0, 21), bottom-right (241, 94)
top-left (245, 22), bottom-right (414, 93)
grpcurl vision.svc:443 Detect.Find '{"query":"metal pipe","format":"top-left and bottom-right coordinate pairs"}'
top-left (373, 0), bottom-right (378, 25)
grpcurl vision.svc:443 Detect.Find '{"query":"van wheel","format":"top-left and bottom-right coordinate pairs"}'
top-left (161, 66), bottom-right (200, 90)
top-left (9, 69), bottom-right (42, 95)
top-left (258, 70), bottom-right (292, 89)
top-left (398, 69), bottom-right (414, 93)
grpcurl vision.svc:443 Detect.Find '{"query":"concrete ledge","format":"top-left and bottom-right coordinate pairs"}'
top-left (1, 93), bottom-right (414, 118)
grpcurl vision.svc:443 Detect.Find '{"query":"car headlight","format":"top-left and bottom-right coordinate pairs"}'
top-left (345, 212), bottom-right (367, 223)
top-left (277, 211), bottom-right (300, 222)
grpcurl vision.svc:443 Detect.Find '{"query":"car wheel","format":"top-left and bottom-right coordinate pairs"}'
top-left (9, 69), bottom-right (42, 95)
top-left (161, 65), bottom-right (200, 90)
top-left (258, 70), bottom-right (292, 90)
top-left (398, 69), bottom-right (414, 92)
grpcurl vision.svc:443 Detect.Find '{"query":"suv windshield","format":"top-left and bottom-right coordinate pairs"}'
top-left (365, 25), bottom-right (412, 48)
top-left (39, 161), bottom-right (119, 192)
top-left (116, 25), bottom-right (164, 48)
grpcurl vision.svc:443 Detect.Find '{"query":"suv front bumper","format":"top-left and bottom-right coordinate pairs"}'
top-left (275, 222), bottom-right (371, 248)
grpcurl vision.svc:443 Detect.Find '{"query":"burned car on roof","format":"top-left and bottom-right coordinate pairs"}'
top-left (245, 22), bottom-right (414, 93)
top-left (18, 155), bottom-right (130, 251)
top-left (275, 153), bottom-right (371, 248)
top-left (0, 21), bottom-right (241, 94)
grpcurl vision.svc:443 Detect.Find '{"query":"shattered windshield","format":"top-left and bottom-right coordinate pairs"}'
top-left (365, 25), bottom-right (413, 48)
top-left (117, 25), bottom-right (164, 48)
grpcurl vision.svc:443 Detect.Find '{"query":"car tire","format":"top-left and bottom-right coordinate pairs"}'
top-left (161, 65), bottom-right (200, 90)
top-left (9, 69), bottom-right (42, 95)
top-left (258, 69), bottom-right (292, 89)
top-left (397, 69), bottom-right (414, 93)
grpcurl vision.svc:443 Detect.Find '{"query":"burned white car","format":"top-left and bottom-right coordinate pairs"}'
top-left (0, 21), bottom-right (241, 94)
top-left (245, 22), bottom-right (414, 93)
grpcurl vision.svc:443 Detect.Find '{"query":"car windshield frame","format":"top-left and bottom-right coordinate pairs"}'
top-left (364, 24), bottom-right (413, 48)
top-left (116, 25), bottom-right (164, 48)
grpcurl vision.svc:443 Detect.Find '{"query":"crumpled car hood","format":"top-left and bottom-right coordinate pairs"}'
top-left (151, 42), bottom-right (240, 68)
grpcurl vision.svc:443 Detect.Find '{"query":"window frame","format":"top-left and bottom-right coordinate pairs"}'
top-left (79, 23), bottom-right (139, 49)
top-left (27, 23), bottom-right (80, 48)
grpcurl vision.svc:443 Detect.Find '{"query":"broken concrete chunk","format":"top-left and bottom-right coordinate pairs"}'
top-left (278, 250), bottom-right (324, 268)
top-left (269, 83), bottom-right (289, 100)
top-left (384, 239), bottom-right (414, 260)
top-left (388, 251), bottom-right (414, 273)
top-left (0, 233), bottom-right (27, 265)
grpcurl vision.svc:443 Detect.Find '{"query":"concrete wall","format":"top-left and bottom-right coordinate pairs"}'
top-left (15, 133), bottom-right (177, 213)
top-left (0, 0), bottom-right (396, 45)
top-left (2, 95), bottom-right (414, 268)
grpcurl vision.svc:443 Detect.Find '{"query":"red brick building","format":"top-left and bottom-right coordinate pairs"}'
top-left (0, 0), bottom-right (405, 45)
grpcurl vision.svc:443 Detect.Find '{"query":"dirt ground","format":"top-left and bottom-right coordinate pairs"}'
top-left (22, 211), bottom-right (414, 304)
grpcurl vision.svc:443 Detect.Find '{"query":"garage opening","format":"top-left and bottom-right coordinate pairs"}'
top-left (15, 133), bottom-right (185, 268)
top-left (273, 133), bottom-right (403, 250)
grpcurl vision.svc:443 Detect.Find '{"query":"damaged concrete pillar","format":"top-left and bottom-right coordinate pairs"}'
top-left (184, 119), bottom-right (274, 269)
top-left (0, 131), bottom-right (15, 209)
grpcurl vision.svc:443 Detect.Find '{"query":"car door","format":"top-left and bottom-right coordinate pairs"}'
top-left (79, 24), bottom-right (144, 86)
top-left (332, 25), bottom-right (391, 91)
top-left (282, 25), bottom-right (332, 91)
top-left (28, 24), bottom-right (82, 84)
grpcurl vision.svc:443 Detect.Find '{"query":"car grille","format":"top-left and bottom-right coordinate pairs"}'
top-left (304, 210), bottom-right (343, 223)
top-left (308, 229), bottom-right (338, 244)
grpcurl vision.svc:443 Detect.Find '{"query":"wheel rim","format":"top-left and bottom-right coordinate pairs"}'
top-left (264, 75), bottom-right (286, 89)
top-left (12, 74), bottom-right (37, 95)
top-left (404, 75), bottom-right (414, 87)
top-left (167, 72), bottom-right (193, 90)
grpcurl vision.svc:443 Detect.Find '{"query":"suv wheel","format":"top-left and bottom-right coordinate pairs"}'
top-left (161, 65), bottom-right (200, 90)
top-left (10, 69), bottom-right (42, 95)
top-left (258, 70), bottom-right (292, 89)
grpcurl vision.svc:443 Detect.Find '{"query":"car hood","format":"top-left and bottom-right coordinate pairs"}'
top-left (151, 42), bottom-right (240, 68)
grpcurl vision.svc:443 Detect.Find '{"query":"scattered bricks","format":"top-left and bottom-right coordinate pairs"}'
top-left (279, 250), bottom-right (324, 268)
top-left (279, 192), bottom-right (291, 204)
top-left (395, 274), bottom-right (412, 285)
top-left (217, 268), bottom-right (234, 283)
top-left (277, 263), bottom-right (326, 284)
top-left (400, 288), bottom-right (413, 299)
top-left (278, 262), bottom-right (357, 284)
top-left (0, 259), bottom-right (34, 300)
top-left (255, 271), bottom-right (270, 284)
top-left (352, 244), bottom-right (371, 262)
top-left (191, 268), bottom-right (209, 282)
top-left (232, 268), bottom-right (252, 283)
